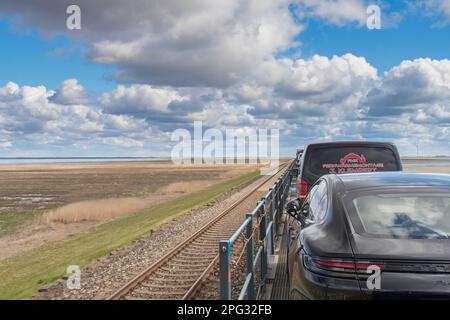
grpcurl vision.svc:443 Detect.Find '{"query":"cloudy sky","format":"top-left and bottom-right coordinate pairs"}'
top-left (1, 0), bottom-right (450, 157)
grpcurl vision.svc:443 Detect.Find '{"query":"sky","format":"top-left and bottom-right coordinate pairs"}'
top-left (0, 0), bottom-right (450, 157)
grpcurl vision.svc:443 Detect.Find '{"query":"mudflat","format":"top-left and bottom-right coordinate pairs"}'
top-left (0, 161), bottom-right (255, 211)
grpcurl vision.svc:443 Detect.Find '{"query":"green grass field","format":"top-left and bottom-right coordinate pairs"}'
top-left (0, 210), bottom-right (43, 238)
top-left (0, 170), bottom-right (260, 299)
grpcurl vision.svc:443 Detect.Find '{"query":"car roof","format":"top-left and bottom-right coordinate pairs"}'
top-left (304, 141), bottom-right (395, 149)
top-left (333, 172), bottom-right (450, 191)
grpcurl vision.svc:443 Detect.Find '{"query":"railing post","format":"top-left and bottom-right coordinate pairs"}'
top-left (245, 214), bottom-right (254, 300)
top-left (286, 172), bottom-right (291, 199)
top-left (277, 179), bottom-right (282, 226)
top-left (283, 174), bottom-right (290, 204)
top-left (268, 189), bottom-right (275, 255)
top-left (259, 199), bottom-right (267, 282)
top-left (219, 240), bottom-right (231, 300)
top-left (272, 182), bottom-right (277, 232)
top-left (268, 188), bottom-right (274, 222)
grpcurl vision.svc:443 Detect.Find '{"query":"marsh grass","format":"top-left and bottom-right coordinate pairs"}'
top-left (42, 198), bottom-right (146, 223)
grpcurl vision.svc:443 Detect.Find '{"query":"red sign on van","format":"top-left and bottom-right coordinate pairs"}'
top-left (322, 153), bottom-right (384, 174)
top-left (340, 153), bottom-right (366, 164)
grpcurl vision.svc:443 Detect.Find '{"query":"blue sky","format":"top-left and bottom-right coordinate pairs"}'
top-left (289, 1), bottom-right (450, 73)
top-left (300, 15), bottom-right (450, 73)
top-left (0, 20), bottom-right (115, 93)
top-left (0, 0), bottom-right (450, 157)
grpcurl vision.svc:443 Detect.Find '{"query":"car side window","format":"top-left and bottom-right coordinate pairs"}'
top-left (315, 184), bottom-right (328, 222)
top-left (307, 180), bottom-right (328, 222)
top-left (303, 184), bottom-right (318, 210)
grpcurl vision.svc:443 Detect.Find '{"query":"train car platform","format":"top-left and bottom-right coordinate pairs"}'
top-left (261, 177), bottom-right (298, 300)
top-left (261, 218), bottom-right (290, 300)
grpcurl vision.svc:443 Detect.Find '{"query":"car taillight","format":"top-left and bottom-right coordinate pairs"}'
top-left (306, 256), bottom-right (450, 276)
top-left (304, 255), bottom-right (384, 277)
top-left (298, 178), bottom-right (308, 199)
top-left (312, 259), bottom-right (356, 270)
top-left (313, 258), bottom-right (384, 271)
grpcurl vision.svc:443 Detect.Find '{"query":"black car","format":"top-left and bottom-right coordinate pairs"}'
top-left (291, 148), bottom-right (304, 177)
top-left (296, 141), bottom-right (402, 201)
top-left (286, 172), bottom-right (450, 300)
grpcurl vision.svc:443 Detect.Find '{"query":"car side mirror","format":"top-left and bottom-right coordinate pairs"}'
top-left (285, 198), bottom-right (301, 220)
top-left (285, 198), bottom-right (311, 227)
top-left (301, 207), bottom-right (309, 217)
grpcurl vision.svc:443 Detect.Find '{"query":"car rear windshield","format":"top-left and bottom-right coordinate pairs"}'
top-left (307, 146), bottom-right (399, 176)
top-left (349, 193), bottom-right (450, 239)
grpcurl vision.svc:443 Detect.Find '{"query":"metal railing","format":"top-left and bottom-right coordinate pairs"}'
top-left (219, 161), bottom-right (295, 300)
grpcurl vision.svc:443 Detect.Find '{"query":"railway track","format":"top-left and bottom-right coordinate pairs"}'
top-left (108, 163), bottom-right (289, 300)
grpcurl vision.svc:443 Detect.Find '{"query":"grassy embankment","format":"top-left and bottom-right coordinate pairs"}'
top-left (0, 169), bottom-right (260, 299)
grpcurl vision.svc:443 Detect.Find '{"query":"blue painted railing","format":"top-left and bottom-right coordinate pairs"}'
top-left (219, 161), bottom-right (295, 300)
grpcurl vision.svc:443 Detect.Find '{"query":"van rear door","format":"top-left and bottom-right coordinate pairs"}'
top-left (303, 143), bottom-right (402, 186)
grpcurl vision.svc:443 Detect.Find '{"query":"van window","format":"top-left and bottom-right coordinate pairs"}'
top-left (307, 146), bottom-right (399, 176)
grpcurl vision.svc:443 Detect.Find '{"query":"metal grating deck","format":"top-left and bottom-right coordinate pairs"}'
top-left (259, 175), bottom-right (296, 300)
top-left (269, 221), bottom-right (290, 300)
top-left (268, 176), bottom-right (298, 300)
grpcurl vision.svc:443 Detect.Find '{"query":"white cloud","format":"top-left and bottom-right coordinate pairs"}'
top-left (100, 85), bottom-right (184, 115)
top-left (0, 0), bottom-right (302, 87)
top-left (0, 141), bottom-right (12, 148)
top-left (101, 137), bottom-right (145, 148)
top-left (52, 79), bottom-right (89, 105)
top-left (366, 58), bottom-right (450, 116)
top-left (2, 50), bottom-right (450, 156)
top-left (274, 54), bottom-right (378, 101)
top-left (89, 0), bottom-right (301, 87)
top-left (296, 0), bottom-right (368, 26)
top-left (414, 104), bottom-right (450, 124)
top-left (0, 81), bottom-right (155, 154)
top-left (418, 0), bottom-right (450, 26)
